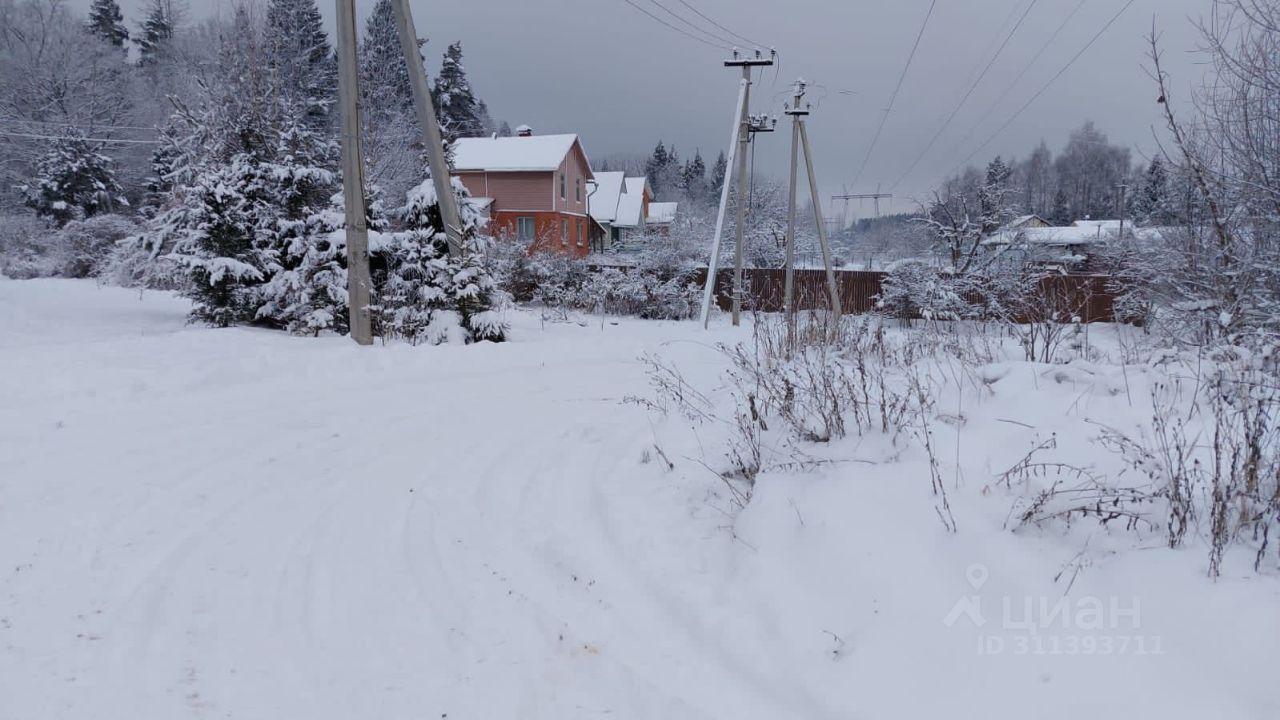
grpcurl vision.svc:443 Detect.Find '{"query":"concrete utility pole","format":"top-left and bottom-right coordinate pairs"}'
top-left (335, 0), bottom-right (373, 345)
top-left (782, 78), bottom-right (842, 325)
top-left (783, 80), bottom-right (806, 322)
top-left (699, 79), bottom-right (749, 329)
top-left (1115, 183), bottom-right (1129, 239)
top-left (800, 121), bottom-right (842, 324)
top-left (391, 0), bottom-right (464, 258)
top-left (725, 49), bottom-right (774, 327)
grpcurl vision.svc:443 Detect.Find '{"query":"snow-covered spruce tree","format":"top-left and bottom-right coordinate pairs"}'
top-left (645, 141), bottom-right (683, 199)
top-left (682, 150), bottom-right (708, 205)
top-left (135, 0), bottom-right (175, 67)
top-left (265, 0), bottom-right (336, 129)
top-left (21, 136), bottom-right (127, 226)
top-left (87, 0), bottom-right (130, 48)
top-left (360, 0), bottom-right (415, 113)
top-left (252, 109), bottom-right (344, 333)
top-left (433, 41), bottom-right (489, 141)
top-left (710, 151), bottom-right (727, 197)
top-left (358, 0), bottom-right (422, 203)
top-left (1129, 157), bottom-right (1171, 226)
top-left (136, 6), bottom-right (340, 325)
top-left (372, 178), bottom-right (506, 344)
top-left (162, 157), bottom-right (276, 326)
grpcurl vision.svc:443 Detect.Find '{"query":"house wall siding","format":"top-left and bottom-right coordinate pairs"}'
top-left (554, 144), bottom-right (592, 216)
top-left (456, 171), bottom-right (554, 212)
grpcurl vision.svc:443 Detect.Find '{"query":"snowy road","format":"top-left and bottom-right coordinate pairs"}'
top-left (2, 279), bottom-right (1278, 719)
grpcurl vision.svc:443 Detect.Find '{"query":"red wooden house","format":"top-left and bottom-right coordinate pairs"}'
top-left (452, 129), bottom-right (595, 257)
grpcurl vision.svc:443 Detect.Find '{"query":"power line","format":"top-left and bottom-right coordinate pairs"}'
top-left (0, 130), bottom-right (161, 145)
top-left (850, 0), bottom-right (937, 189)
top-left (889, 0), bottom-right (1042, 192)
top-left (618, 0), bottom-right (730, 50)
top-left (637, 0), bottom-right (732, 47)
top-left (950, 0), bottom-right (1137, 174)
top-left (951, 0), bottom-right (1087, 154)
top-left (672, 0), bottom-right (768, 49)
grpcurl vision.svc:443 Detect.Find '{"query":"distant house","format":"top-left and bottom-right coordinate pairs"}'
top-left (451, 130), bottom-right (595, 257)
top-left (1004, 214), bottom-right (1051, 231)
top-left (646, 202), bottom-right (678, 233)
top-left (588, 173), bottom-right (655, 251)
top-left (983, 218), bottom-right (1127, 272)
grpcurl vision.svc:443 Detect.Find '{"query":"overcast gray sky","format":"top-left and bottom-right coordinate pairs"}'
top-left (79, 0), bottom-right (1210, 216)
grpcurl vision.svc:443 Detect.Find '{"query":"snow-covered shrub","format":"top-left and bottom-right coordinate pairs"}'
top-left (876, 260), bottom-right (976, 322)
top-left (1017, 349), bottom-right (1280, 578)
top-left (0, 213), bottom-right (138, 279)
top-left (487, 240), bottom-right (700, 321)
top-left (0, 215), bottom-right (57, 279)
top-left (643, 312), bottom-right (987, 521)
top-left (578, 266), bottom-right (702, 320)
top-left (52, 214), bottom-right (140, 278)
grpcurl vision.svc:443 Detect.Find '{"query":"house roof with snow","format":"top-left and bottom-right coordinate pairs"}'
top-left (1071, 220), bottom-right (1122, 234)
top-left (984, 224), bottom-right (1118, 248)
top-left (451, 134), bottom-right (583, 172)
top-left (614, 176), bottom-right (650, 229)
top-left (647, 202), bottom-right (678, 225)
top-left (589, 171), bottom-right (626, 224)
top-left (1001, 214), bottom-right (1049, 231)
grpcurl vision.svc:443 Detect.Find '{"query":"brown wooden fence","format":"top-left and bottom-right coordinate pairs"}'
top-left (690, 268), bottom-right (1119, 323)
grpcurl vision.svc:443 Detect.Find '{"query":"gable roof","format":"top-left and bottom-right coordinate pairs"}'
top-left (589, 171), bottom-right (626, 224)
top-left (647, 202), bottom-right (678, 224)
top-left (451, 134), bottom-right (581, 172)
top-left (614, 176), bottom-right (649, 228)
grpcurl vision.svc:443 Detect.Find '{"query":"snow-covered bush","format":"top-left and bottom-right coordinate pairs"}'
top-left (486, 239), bottom-right (701, 321)
top-left (578, 266), bottom-right (701, 320)
top-left (644, 311), bottom-right (991, 523)
top-left (0, 215), bottom-right (57, 279)
top-left (1013, 348), bottom-right (1280, 578)
top-left (52, 214), bottom-right (140, 278)
top-left (0, 213), bottom-right (138, 279)
top-left (876, 260), bottom-right (976, 322)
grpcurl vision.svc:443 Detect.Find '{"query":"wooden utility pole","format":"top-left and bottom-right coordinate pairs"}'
top-left (724, 49), bottom-right (774, 326)
top-left (782, 79), bottom-right (842, 324)
top-left (335, 0), bottom-right (373, 345)
top-left (391, 0), bottom-right (464, 258)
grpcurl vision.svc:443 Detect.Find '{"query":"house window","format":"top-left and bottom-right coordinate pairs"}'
top-left (575, 178), bottom-right (582, 203)
top-left (561, 219), bottom-right (568, 245)
top-left (578, 220), bottom-right (587, 247)
top-left (516, 216), bottom-right (535, 242)
top-left (559, 172), bottom-right (566, 201)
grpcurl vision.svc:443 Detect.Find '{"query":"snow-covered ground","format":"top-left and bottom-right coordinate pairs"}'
top-left (2, 278), bottom-right (1277, 719)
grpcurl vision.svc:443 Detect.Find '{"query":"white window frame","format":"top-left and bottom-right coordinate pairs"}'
top-left (516, 216), bottom-right (535, 242)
